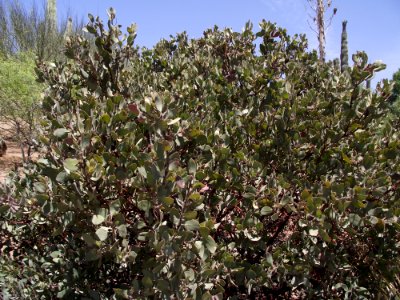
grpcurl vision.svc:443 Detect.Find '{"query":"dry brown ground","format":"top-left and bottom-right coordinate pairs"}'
top-left (1, 122), bottom-right (16, 182)
top-left (0, 141), bottom-right (26, 182)
top-left (0, 122), bottom-right (38, 183)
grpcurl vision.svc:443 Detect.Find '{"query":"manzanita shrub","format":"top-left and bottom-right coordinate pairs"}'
top-left (1, 10), bottom-right (399, 299)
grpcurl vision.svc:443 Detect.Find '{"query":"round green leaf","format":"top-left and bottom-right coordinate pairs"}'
top-left (53, 128), bottom-right (69, 138)
top-left (92, 214), bottom-right (105, 225)
top-left (184, 219), bottom-right (200, 231)
top-left (95, 227), bottom-right (109, 241)
top-left (260, 206), bottom-right (273, 216)
top-left (63, 158), bottom-right (79, 173)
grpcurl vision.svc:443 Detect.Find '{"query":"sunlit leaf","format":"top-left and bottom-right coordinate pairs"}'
top-left (95, 227), bottom-right (109, 241)
top-left (92, 214), bottom-right (105, 225)
top-left (260, 206), bottom-right (273, 216)
top-left (184, 220), bottom-right (200, 231)
top-left (63, 158), bottom-right (79, 173)
top-left (204, 236), bottom-right (217, 253)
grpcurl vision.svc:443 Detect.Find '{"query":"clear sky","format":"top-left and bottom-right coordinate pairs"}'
top-left (33, 0), bottom-right (400, 84)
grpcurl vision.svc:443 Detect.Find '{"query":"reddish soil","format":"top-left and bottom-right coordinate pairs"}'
top-left (0, 141), bottom-right (26, 182)
top-left (0, 122), bottom-right (38, 183)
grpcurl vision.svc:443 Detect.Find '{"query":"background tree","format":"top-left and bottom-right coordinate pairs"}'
top-left (0, 0), bottom-right (83, 60)
top-left (0, 52), bottom-right (43, 161)
top-left (46, 0), bottom-right (57, 32)
top-left (390, 69), bottom-right (400, 102)
top-left (0, 0), bottom-right (84, 160)
top-left (340, 20), bottom-right (348, 73)
top-left (307, 0), bottom-right (337, 61)
top-left (386, 68), bottom-right (400, 118)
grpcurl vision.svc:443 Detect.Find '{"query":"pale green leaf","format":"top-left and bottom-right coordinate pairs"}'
top-left (155, 96), bottom-right (163, 112)
top-left (204, 235), bottom-right (217, 253)
top-left (63, 158), bottom-right (79, 173)
top-left (53, 128), bottom-right (69, 138)
top-left (95, 227), bottom-right (109, 241)
top-left (184, 219), bottom-right (200, 231)
top-left (260, 206), bottom-right (273, 216)
top-left (117, 224), bottom-right (127, 238)
top-left (109, 199), bottom-right (121, 215)
top-left (167, 118), bottom-right (180, 125)
top-left (188, 158), bottom-right (197, 174)
top-left (92, 214), bottom-right (105, 225)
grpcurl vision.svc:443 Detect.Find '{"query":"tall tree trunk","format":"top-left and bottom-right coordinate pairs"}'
top-left (317, 0), bottom-right (326, 61)
top-left (340, 20), bottom-right (349, 73)
top-left (46, 0), bottom-right (57, 33)
top-left (44, 0), bottom-right (57, 60)
top-left (64, 17), bottom-right (73, 40)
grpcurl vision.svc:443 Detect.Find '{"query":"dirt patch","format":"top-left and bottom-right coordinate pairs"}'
top-left (0, 141), bottom-right (39, 183)
top-left (1, 121), bottom-right (40, 183)
top-left (0, 141), bottom-right (24, 182)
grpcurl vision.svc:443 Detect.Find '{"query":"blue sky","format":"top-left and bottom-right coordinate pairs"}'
top-left (34, 0), bottom-right (400, 83)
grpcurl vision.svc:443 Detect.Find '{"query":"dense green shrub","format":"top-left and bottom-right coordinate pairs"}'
top-left (1, 11), bottom-right (399, 299)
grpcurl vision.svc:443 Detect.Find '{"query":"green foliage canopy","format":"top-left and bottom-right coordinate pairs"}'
top-left (391, 68), bottom-right (400, 102)
top-left (0, 52), bottom-right (42, 147)
top-left (389, 69), bottom-right (400, 118)
top-left (0, 52), bottom-right (42, 118)
top-left (0, 11), bottom-right (399, 299)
